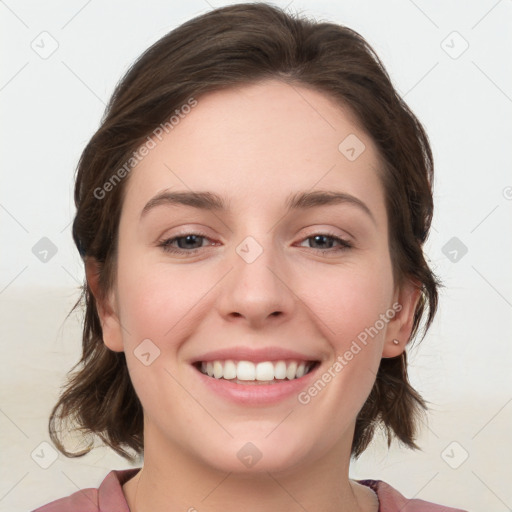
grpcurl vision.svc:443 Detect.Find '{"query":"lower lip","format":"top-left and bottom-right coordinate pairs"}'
top-left (193, 364), bottom-right (319, 405)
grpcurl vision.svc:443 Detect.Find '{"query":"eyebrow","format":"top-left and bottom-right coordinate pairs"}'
top-left (140, 189), bottom-right (375, 224)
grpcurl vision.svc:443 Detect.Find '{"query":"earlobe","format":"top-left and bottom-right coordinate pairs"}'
top-left (85, 257), bottom-right (125, 352)
top-left (382, 281), bottom-right (421, 358)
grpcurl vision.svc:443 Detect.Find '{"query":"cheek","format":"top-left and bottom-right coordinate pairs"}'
top-left (114, 261), bottom-right (199, 416)
top-left (116, 256), bottom-right (209, 344)
top-left (300, 258), bottom-right (395, 401)
top-left (307, 260), bottom-right (395, 345)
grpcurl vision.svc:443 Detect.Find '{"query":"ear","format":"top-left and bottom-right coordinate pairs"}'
top-left (85, 257), bottom-right (124, 352)
top-left (382, 279), bottom-right (421, 358)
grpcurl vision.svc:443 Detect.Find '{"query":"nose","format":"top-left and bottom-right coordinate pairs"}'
top-left (217, 236), bottom-right (297, 328)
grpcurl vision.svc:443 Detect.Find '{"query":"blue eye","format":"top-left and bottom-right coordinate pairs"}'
top-left (158, 233), bottom-right (210, 254)
top-left (157, 232), bottom-right (352, 255)
top-left (300, 233), bottom-right (352, 253)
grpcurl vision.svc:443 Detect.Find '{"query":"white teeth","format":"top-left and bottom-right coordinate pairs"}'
top-left (213, 361), bottom-right (223, 379)
top-left (274, 360), bottom-right (287, 380)
top-left (198, 359), bottom-right (314, 381)
top-left (237, 361), bottom-right (256, 381)
top-left (255, 362), bottom-right (274, 381)
top-left (223, 360), bottom-right (237, 380)
top-left (286, 361), bottom-right (297, 380)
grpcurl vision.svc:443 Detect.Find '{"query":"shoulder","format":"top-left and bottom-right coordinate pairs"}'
top-left (356, 479), bottom-right (468, 512)
top-left (31, 487), bottom-right (99, 512)
top-left (31, 468), bottom-right (141, 512)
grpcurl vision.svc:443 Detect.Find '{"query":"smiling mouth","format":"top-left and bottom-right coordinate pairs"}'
top-left (193, 359), bottom-right (319, 385)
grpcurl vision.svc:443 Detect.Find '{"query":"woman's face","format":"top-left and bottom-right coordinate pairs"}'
top-left (95, 79), bottom-right (417, 473)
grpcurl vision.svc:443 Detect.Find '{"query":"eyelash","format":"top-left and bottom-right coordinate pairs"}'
top-left (157, 231), bottom-right (353, 255)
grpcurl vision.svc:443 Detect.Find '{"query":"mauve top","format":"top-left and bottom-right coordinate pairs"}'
top-left (32, 468), bottom-right (467, 512)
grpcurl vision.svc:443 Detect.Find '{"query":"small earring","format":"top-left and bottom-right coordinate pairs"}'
top-left (392, 339), bottom-right (400, 345)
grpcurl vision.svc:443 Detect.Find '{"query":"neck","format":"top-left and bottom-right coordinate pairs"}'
top-left (124, 424), bottom-right (377, 512)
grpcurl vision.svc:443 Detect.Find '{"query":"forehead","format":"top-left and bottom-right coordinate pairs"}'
top-left (123, 79), bottom-right (386, 220)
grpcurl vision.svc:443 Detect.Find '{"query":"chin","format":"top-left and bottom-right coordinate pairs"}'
top-left (191, 433), bottom-right (314, 475)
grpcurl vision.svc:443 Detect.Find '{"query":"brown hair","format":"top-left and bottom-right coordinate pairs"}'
top-left (49, 2), bottom-right (438, 461)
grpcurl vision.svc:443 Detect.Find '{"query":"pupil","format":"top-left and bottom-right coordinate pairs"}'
top-left (180, 235), bottom-right (201, 249)
top-left (314, 235), bottom-right (329, 248)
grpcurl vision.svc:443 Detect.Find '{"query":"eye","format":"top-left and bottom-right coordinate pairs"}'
top-left (157, 231), bottom-right (353, 256)
top-left (298, 232), bottom-right (353, 253)
top-left (158, 232), bottom-right (213, 254)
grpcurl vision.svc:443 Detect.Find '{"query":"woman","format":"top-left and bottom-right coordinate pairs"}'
top-left (34, 3), bottom-right (466, 511)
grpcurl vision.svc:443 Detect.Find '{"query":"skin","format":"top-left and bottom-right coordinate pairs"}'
top-left (87, 79), bottom-right (419, 512)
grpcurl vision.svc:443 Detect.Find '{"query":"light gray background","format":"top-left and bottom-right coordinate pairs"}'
top-left (1, 1), bottom-right (511, 511)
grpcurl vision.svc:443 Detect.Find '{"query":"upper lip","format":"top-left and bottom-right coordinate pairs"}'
top-left (191, 347), bottom-right (320, 364)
